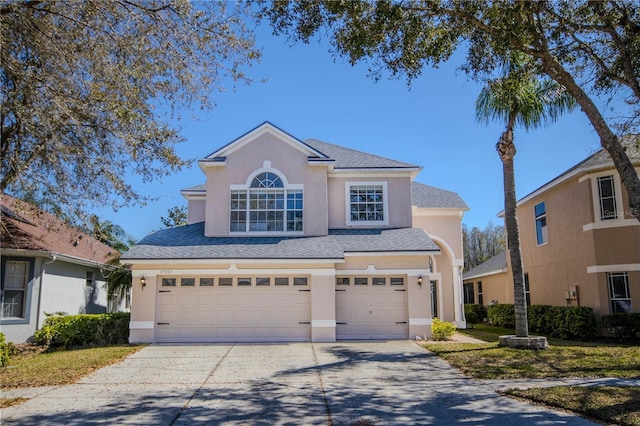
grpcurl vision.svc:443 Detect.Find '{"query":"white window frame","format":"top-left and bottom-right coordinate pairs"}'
top-left (534, 202), bottom-right (548, 246)
top-left (583, 171), bottom-right (626, 230)
top-left (2, 260), bottom-right (29, 319)
top-left (608, 272), bottom-right (631, 314)
top-left (229, 164), bottom-right (304, 235)
top-left (597, 175), bottom-right (618, 220)
top-left (345, 181), bottom-right (389, 226)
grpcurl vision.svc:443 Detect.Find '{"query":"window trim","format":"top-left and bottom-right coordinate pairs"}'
top-left (345, 181), bottom-right (389, 226)
top-left (608, 272), bottom-right (631, 314)
top-left (586, 171), bottom-right (625, 225)
top-left (534, 201), bottom-right (548, 246)
top-left (229, 166), bottom-right (304, 235)
top-left (1, 258), bottom-right (33, 321)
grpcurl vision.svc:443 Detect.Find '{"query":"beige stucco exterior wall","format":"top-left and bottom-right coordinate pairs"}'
top-left (187, 199), bottom-right (206, 224)
top-left (203, 132), bottom-right (329, 237)
top-left (327, 176), bottom-right (413, 228)
top-left (497, 167), bottom-right (639, 318)
top-left (463, 272), bottom-right (511, 306)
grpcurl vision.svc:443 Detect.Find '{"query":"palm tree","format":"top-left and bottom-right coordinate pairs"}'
top-left (476, 56), bottom-right (577, 338)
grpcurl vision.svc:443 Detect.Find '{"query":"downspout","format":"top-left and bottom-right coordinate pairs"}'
top-left (35, 254), bottom-right (57, 331)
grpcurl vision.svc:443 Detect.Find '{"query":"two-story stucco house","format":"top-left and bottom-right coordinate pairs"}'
top-left (123, 123), bottom-right (469, 343)
top-left (464, 137), bottom-right (640, 318)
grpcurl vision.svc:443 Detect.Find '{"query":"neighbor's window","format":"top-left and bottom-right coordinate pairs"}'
top-left (608, 272), bottom-right (631, 313)
top-left (535, 202), bottom-right (548, 245)
top-left (524, 273), bottom-right (531, 306)
top-left (230, 172), bottom-right (303, 233)
top-left (86, 271), bottom-right (94, 287)
top-left (347, 182), bottom-right (388, 225)
top-left (477, 282), bottom-right (484, 306)
top-left (2, 260), bottom-right (29, 318)
top-left (463, 283), bottom-right (475, 304)
top-left (597, 175), bottom-right (618, 220)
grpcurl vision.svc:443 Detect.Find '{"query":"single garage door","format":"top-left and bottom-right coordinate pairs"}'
top-left (335, 276), bottom-right (408, 339)
top-left (156, 276), bottom-right (311, 342)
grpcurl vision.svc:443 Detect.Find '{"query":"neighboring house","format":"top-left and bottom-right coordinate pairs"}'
top-left (462, 251), bottom-right (510, 306)
top-left (464, 137), bottom-right (640, 318)
top-left (122, 122), bottom-right (469, 343)
top-left (1, 194), bottom-right (120, 343)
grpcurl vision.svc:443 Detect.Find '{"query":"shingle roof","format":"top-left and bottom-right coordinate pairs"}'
top-left (517, 135), bottom-right (639, 203)
top-left (122, 224), bottom-right (439, 260)
top-left (1, 194), bottom-right (115, 264)
top-left (304, 139), bottom-right (419, 169)
top-left (463, 251), bottom-right (507, 280)
top-left (411, 182), bottom-right (469, 209)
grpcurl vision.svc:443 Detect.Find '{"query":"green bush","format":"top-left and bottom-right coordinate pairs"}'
top-left (464, 304), bottom-right (487, 328)
top-left (0, 332), bottom-right (17, 368)
top-left (431, 318), bottom-right (457, 341)
top-left (487, 304), bottom-right (515, 328)
top-left (33, 313), bottom-right (130, 348)
top-left (601, 313), bottom-right (640, 340)
top-left (527, 305), bottom-right (596, 341)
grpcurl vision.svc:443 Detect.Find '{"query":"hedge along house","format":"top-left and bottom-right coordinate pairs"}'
top-left (1, 194), bottom-right (119, 343)
top-left (123, 123), bottom-right (469, 343)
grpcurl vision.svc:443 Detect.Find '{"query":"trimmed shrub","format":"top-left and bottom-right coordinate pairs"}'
top-left (0, 332), bottom-right (17, 368)
top-left (464, 304), bottom-right (487, 328)
top-left (601, 313), bottom-right (640, 340)
top-left (431, 318), bottom-right (456, 341)
top-left (33, 313), bottom-right (130, 348)
top-left (527, 305), bottom-right (596, 341)
top-left (487, 304), bottom-right (515, 328)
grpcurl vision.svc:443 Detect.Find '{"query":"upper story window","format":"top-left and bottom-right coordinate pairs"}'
top-left (230, 169), bottom-right (303, 233)
top-left (597, 175), bottom-right (618, 220)
top-left (346, 181), bottom-right (389, 226)
top-left (535, 202), bottom-right (548, 245)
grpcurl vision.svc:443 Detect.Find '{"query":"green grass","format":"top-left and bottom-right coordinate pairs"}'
top-left (505, 386), bottom-right (640, 426)
top-left (428, 324), bottom-right (640, 425)
top-left (0, 345), bottom-right (143, 389)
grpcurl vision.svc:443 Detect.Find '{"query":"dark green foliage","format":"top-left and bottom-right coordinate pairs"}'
top-left (0, 332), bottom-right (17, 368)
top-left (601, 313), bottom-right (640, 340)
top-left (489, 304), bottom-right (596, 341)
top-left (487, 304), bottom-right (515, 328)
top-left (464, 304), bottom-right (487, 328)
top-left (33, 313), bottom-right (130, 348)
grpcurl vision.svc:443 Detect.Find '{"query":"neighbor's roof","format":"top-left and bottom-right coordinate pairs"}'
top-left (411, 182), bottom-right (468, 210)
top-left (463, 251), bottom-right (508, 280)
top-left (122, 224), bottom-right (439, 261)
top-left (1, 194), bottom-right (115, 265)
top-left (513, 135), bottom-right (640, 208)
top-left (303, 138), bottom-right (419, 169)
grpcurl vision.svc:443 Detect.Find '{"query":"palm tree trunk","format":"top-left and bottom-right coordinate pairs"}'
top-left (498, 125), bottom-right (529, 338)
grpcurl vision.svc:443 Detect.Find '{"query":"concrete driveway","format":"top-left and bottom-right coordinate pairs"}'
top-left (2, 341), bottom-right (595, 425)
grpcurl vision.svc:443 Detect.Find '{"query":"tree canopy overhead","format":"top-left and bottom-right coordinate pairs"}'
top-left (264, 0), bottom-right (640, 220)
top-left (1, 0), bottom-right (261, 222)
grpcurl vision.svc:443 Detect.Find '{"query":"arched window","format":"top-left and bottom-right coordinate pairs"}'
top-left (230, 170), bottom-right (303, 233)
top-left (250, 172), bottom-right (283, 188)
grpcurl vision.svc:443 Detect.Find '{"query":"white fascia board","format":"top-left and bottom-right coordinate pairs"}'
top-left (328, 168), bottom-right (421, 178)
top-left (206, 123), bottom-right (327, 160)
top-left (197, 159), bottom-right (226, 172)
top-left (180, 191), bottom-right (206, 200)
top-left (412, 207), bottom-right (469, 216)
top-left (2, 249), bottom-right (111, 270)
top-left (135, 267), bottom-right (338, 276)
top-left (126, 258), bottom-right (344, 266)
top-left (463, 268), bottom-right (508, 280)
top-left (344, 250), bottom-right (440, 256)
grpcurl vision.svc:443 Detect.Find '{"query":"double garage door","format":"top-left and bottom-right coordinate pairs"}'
top-left (155, 276), bottom-right (408, 342)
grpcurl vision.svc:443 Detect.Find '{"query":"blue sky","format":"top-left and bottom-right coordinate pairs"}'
top-left (99, 25), bottom-right (604, 240)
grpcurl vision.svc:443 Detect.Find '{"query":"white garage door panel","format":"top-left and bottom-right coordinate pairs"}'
top-left (156, 286), bottom-right (310, 342)
top-left (336, 285), bottom-right (408, 340)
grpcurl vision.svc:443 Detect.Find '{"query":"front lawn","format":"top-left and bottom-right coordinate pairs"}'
top-left (425, 324), bottom-right (640, 425)
top-left (0, 345), bottom-right (143, 389)
top-left (505, 386), bottom-right (640, 426)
